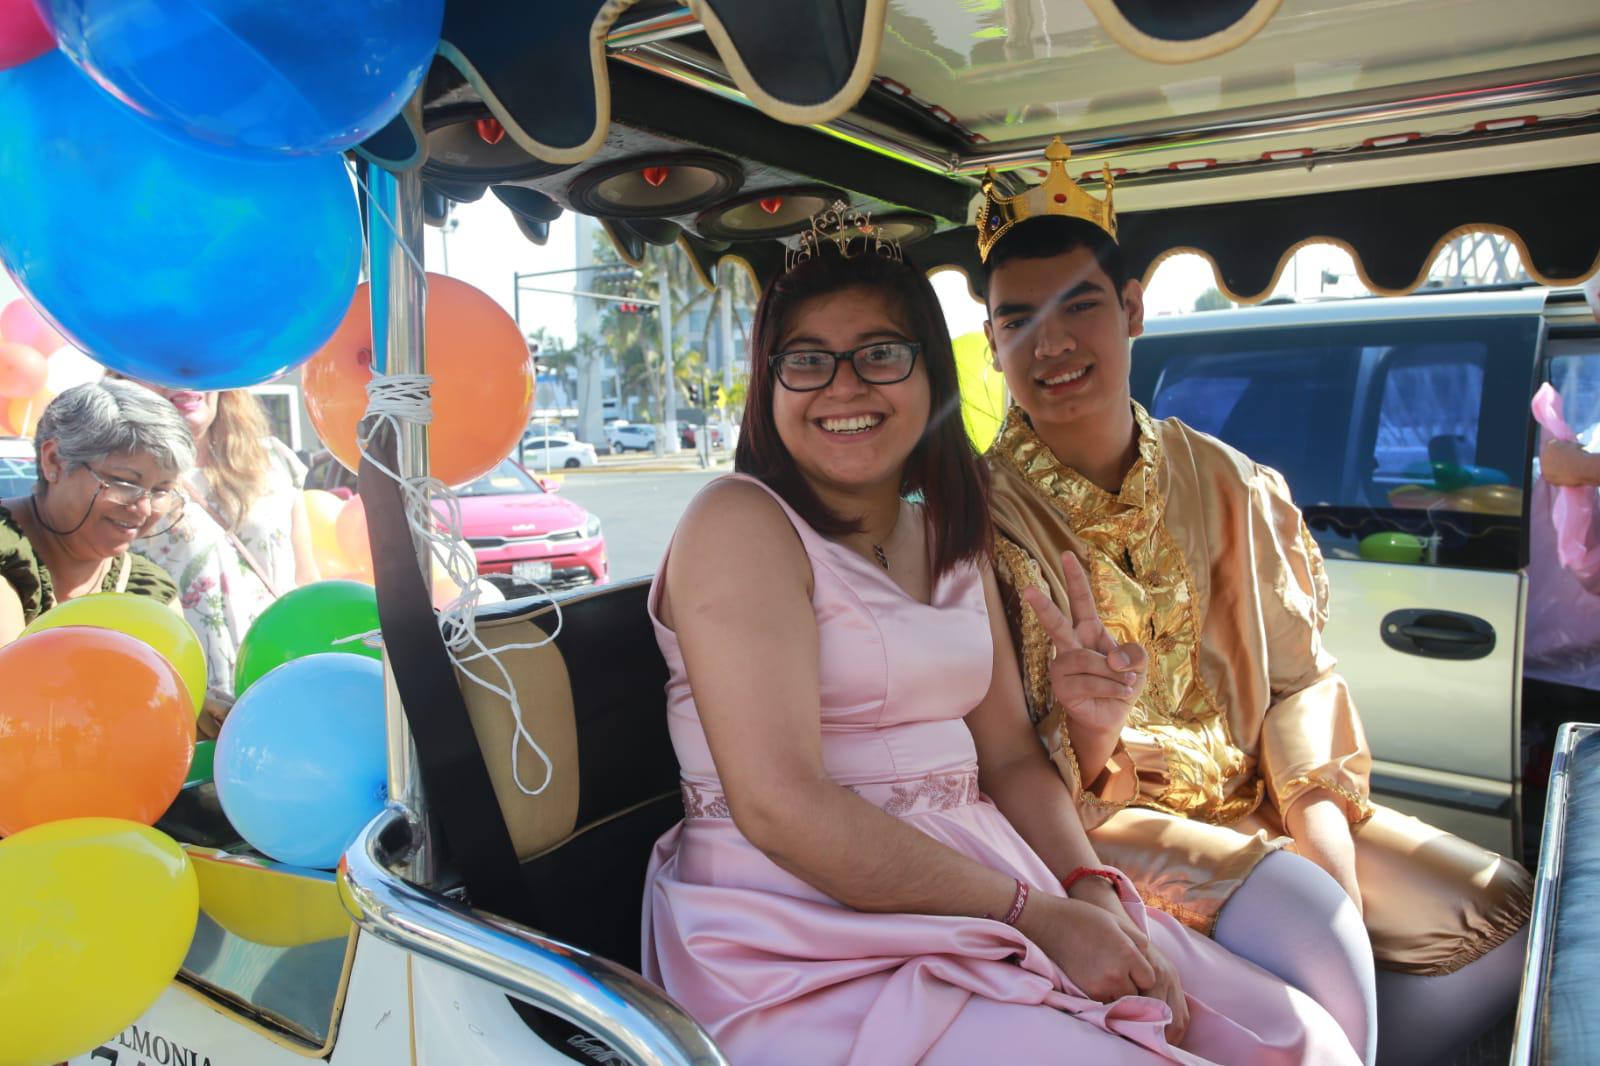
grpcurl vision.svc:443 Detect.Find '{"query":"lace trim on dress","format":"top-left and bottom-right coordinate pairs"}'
top-left (681, 770), bottom-right (981, 821)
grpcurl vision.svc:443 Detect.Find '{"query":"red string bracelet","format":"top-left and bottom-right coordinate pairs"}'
top-left (1061, 866), bottom-right (1120, 895)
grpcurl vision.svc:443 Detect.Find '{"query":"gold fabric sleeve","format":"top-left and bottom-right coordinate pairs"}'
top-left (992, 533), bottom-right (1141, 829)
top-left (1247, 464), bottom-right (1373, 824)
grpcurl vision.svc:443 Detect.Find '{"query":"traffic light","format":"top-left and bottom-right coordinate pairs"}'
top-left (709, 383), bottom-right (722, 406)
top-left (687, 382), bottom-right (702, 404)
top-left (594, 263), bottom-right (638, 286)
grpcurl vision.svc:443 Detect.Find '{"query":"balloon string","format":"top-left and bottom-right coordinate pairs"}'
top-left (358, 373), bottom-right (563, 798)
top-left (342, 156), bottom-right (562, 798)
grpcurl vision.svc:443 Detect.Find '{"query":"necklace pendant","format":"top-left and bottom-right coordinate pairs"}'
top-left (872, 543), bottom-right (889, 570)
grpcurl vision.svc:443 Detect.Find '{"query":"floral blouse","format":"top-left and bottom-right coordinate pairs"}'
top-left (135, 437), bottom-right (307, 695)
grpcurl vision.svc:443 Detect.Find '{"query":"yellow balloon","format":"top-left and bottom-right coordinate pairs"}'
top-left (22, 591), bottom-right (207, 716)
top-left (952, 331), bottom-right (1008, 452)
top-left (0, 818), bottom-right (198, 1066)
top-left (191, 848), bottom-right (352, 948)
top-left (303, 488), bottom-right (351, 576)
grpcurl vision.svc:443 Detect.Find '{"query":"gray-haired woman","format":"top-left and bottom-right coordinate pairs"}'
top-left (0, 380), bottom-right (193, 645)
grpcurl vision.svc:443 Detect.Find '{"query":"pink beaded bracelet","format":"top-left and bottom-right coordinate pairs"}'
top-left (987, 878), bottom-right (1029, 926)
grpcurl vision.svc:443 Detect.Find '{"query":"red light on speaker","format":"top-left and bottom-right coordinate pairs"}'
top-left (475, 117), bottom-right (507, 145)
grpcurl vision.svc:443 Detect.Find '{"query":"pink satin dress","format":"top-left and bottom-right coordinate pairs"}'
top-left (643, 475), bottom-right (1357, 1065)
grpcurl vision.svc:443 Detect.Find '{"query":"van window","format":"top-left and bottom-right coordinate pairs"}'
top-left (1131, 315), bottom-right (1539, 570)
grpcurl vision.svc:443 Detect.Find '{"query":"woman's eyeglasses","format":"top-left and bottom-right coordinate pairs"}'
top-left (83, 466), bottom-right (186, 535)
top-left (769, 340), bottom-right (920, 392)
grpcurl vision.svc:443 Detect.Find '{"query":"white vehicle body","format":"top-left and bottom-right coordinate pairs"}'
top-left (520, 434), bottom-right (598, 468)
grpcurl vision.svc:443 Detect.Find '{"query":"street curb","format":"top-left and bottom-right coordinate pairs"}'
top-left (553, 460), bottom-right (734, 475)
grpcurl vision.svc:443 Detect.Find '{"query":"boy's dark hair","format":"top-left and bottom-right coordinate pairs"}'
top-left (734, 247), bottom-right (991, 579)
top-left (983, 216), bottom-right (1128, 303)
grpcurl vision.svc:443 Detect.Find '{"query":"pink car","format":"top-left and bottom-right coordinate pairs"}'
top-left (449, 458), bottom-right (608, 591)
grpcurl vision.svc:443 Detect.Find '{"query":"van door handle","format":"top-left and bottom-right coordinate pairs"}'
top-left (1381, 609), bottom-right (1496, 661)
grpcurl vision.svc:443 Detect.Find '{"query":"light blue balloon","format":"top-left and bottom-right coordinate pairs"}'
top-left (0, 53), bottom-right (361, 388)
top-left (45, 0), bottom-right (443, 157)
top-left (215, 653), bottom-right (388, 869)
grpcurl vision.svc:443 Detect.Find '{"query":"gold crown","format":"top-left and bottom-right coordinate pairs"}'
top-left (976, 138), bottom-right (1117, 262)
top-left (785, 200), bottom-right (904, 272)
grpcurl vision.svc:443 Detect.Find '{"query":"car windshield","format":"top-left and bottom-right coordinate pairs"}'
top-left (0, 454), bottom-right (36, 497)
top-left (456, 459), bottom-right (543, 497)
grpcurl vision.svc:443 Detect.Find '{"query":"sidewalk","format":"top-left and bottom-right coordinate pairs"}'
top-left (531, 452), bottom-right (733, 475)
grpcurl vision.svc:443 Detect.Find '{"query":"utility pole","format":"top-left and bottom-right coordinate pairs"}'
top-left (573, 215), bottom-right (604, 449)
top-left (657, 263), bottom-right (679, 455)
top-left (719, 262), bottom-right (735, 392)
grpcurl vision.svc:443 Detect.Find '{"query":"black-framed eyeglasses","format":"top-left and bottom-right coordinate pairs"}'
top-left (769, 340), bottom-right (921, 392)
top-left (83, 466), bottom-right (186, 535)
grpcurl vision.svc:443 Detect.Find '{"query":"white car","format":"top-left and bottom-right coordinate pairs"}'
top-left (519, 434), bottom-right (598, 469)
top-left (607, 423), bottom-right (657, 452)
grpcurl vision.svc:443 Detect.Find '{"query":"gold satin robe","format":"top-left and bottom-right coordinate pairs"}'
top-left (988, 404), bottom-right (1529, 975)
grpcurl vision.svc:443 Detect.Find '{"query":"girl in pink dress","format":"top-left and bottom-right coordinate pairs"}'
top-left (644, 239), bottom-right (1359, 1065)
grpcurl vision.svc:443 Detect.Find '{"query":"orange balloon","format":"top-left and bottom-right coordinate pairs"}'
top-left (303, 274), bottom-right (535, 487)
top-left (334, 495), bottom-right (371, 574)
top-left (0, 627), bottom-right (194, 835)
top-left (303, 489), bottom-right (350, 575)
top-left (5, 386), bottom-right (54, 437)
top-left (0, 341), bottom-right (47, 399)
top-left (430, 559), bottom-right (462, 610)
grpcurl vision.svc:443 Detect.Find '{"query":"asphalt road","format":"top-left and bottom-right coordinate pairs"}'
top-left (556, 468), bottom-right (724, 583)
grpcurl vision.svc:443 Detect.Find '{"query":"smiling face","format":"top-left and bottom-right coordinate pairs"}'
top-left (984, 245), bottom-right (1145, 435)
top-left (133, 382), bottom-right (218, 441)
top-left (771, 285), bottom-right (931, 498)
top-left (36, 441), bottom-right (183, 558)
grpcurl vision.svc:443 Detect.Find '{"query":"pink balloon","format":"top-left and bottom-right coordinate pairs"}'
top-left (0, 297), bottom-right (61, 352)
top-left (0, 341), bottom-right (47, 399)
top-left (0, 0), bottom-right (53, 72)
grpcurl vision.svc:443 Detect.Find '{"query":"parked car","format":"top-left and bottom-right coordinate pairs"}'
top-left (607, 423), bottom-right (657, 452)
top-left (454, 458), bottom-right (607, 591)
top-left (1130, 287), bottom-right (1599, 862)
top-left (0, 437), bottom-right (35, 497)
top-left (305, 453), bottom-right (607, 592)
top-left (519, 433), bottom-right (597, 469)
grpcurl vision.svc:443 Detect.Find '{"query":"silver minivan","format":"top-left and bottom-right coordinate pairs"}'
top-left (1132, 288), bottom-right (1600, 862)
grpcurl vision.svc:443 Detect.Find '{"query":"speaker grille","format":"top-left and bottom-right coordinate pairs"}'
top-left (569, 153), bottom-right (744, 219)
top-left (697, 186), bottom-right (845, 241)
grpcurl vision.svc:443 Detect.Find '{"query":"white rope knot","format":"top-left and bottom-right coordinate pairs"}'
top-left (339, 191), bottom-right (562, 797)
top-left (365, 372), bottom-right (435, 425)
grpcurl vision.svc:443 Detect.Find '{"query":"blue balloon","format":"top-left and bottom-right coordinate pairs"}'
top-left (0, 53), bottom-right (361, 388)
top-left (215, 653), bottom-right (388, 869)
top-left (45, 0), bottom-right (442, 157)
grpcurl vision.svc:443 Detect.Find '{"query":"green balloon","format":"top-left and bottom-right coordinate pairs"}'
top-left (1359, 532), bottom-right (1427, 564)
top-left (234, 580), bottom-right (383, 696)
top-left (186, 740), bottom-right (216, 786)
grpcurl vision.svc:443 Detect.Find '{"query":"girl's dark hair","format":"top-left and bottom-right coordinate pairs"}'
top-left (734, 247), bottom-right (991, 579)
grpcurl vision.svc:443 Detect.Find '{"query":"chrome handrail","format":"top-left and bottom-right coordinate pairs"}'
top-left (1511, 721), bottom-right (1598, 1064)
top-left (339, 806), bottom-right (728, 1066)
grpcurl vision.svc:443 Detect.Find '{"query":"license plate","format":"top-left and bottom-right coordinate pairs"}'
top-left (513, 561), bottom-right (553, 583)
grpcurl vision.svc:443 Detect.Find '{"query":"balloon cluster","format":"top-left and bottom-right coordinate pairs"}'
top-left (0, 596), bottom-right (204, 1064)
top-left (0, 0), bottom-right (445, 1056)
top-left (0, 0), bottom-right (442, 389)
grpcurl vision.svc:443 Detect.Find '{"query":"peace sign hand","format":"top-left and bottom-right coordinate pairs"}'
top-left (1019, 552), bottom-right (1148, 735)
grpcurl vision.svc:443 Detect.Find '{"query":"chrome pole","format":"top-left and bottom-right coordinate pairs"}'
top-left (366, 162), bottom-right (436, 885)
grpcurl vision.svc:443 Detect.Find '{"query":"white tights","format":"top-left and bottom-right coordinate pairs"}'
top-left (1215, 850), bottom-right (1527, 1066)
top-left (1215, 851), bottom-right (1378, 1064)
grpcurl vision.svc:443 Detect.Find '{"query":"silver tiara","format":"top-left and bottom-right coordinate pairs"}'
top-left (784, 200), bottom-right (904, 272)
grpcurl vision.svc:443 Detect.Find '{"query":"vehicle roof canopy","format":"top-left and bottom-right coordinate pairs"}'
top-left (359, 0), bottom-right (1600, 301)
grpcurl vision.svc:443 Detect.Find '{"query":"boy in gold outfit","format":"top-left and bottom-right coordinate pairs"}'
top-left (981, 141), bottom-right (1530, 1065)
